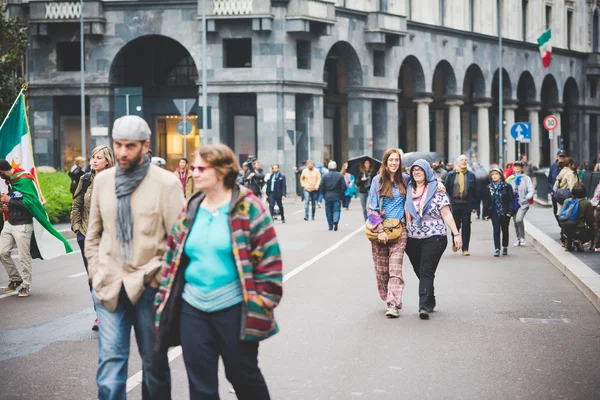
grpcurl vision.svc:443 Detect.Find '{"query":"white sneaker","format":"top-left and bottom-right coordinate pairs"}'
top-left (519, 239), bottom-right (526, 246)
top-left (513, 240), bottom-right (521, 247)
top-left (385, 307), bottom-right (400, 318)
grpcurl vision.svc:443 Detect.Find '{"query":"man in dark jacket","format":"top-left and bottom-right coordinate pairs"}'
top-left (548, 149), bottom-right (567, 221)
top-left (266, 164), bottom-right (287, 223)
top-left (243, 158), bottom-right (265, 197)
top-left (320, 161), bottom-right (347, 231)
top-left (444, 154), bottom-right (477, 255)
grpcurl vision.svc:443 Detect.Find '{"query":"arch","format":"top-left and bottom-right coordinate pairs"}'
top-left (398, 55), bottom-right (426, 96)
top-left (562, 77), bottom-right (581, 159)
top-left (463, 64), bottom-right (486, 101)
top-left (516, 71), bottom-right (537, 105)
top-left (323, 41), bottom-right (363, 88)
top-left (491, 68), bottom-right (513, 100)
top-left (563, 77), bottom-right (580, 105)
top-left (109, 35), bottom-right (199, 87)
top-left (540, 74), bottom-right (559, 106)
top-left (432, 60), bottom-right (457, 97)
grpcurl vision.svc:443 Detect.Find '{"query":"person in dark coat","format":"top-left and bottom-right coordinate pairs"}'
top-left (68, 157), bottom-right (86, 196)
top-left (243, 159), bottom-right (265, 197)
top-left (444, 154), bottom-right (477, 256)
top-left (473, 164), bottom-right (490, 219)
top-left (548, 149), bottom-right (567, 222)
top-left (483, 167), bottom-right (515, 257)
top-left (320, 161), bottom-right (347, 231)
top-left (266, 164), bottom-right (287, 223)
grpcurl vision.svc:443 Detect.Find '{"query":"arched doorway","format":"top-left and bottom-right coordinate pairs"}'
top-left (109, 35), bottom-right (199, 170)
top-left (398, 56), bottom-right (426, 153)
top-left (462, 64), bottom-right (486, 163)
top-left (562, 78), bottom-right (580, 160)
top-left (540, 74), bottom-right (559, 167)
top-left (516, 71), bottom-right (537, 165)
top-left (431, 60), bottom-right (457, 158)
top-left (491, 68), bottom-right (513, 164)
top-left (323, 41), bottom-right (363, 165)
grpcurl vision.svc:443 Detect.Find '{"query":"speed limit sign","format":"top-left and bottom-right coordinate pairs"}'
top-left (544, 115), bottom-right (558, 131)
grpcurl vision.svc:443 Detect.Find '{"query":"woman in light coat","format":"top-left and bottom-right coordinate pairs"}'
top-left (508, 160), bottom-right (534, 246)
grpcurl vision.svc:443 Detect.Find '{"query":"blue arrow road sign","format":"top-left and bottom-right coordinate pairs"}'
top-left (510, 122), bottom-right (531, 142)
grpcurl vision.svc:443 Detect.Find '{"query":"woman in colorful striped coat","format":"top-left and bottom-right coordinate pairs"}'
top-left (155, 144), bottom-right (282, 399)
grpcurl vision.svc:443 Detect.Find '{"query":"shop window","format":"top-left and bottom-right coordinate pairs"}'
top-left (545, 5), bottom-right (552, 30)
top-left (56, 42), bottom-right (81, 71)
top-left (373, 50), bottom-right (386, 77)
top-left (224, 39), bottom-right (252, 68)
top-left (296, 40), bottom-right (311, 70)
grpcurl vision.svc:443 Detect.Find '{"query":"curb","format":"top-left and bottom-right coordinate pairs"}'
top-left (524, 219), bottom-right (600, 313)
top-left (533, 196), bottom-right (552, 208)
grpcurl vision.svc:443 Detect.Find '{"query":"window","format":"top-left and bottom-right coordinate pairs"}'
top-left (379, 0), bottom-right (388, 12)
top-left (296, 40), bottom-right (311, 70)
top-left (407, 0), bottom-right (412, 20)
top-left (56, 42), bottom-right (82, 72)
top-left (470, 0), bottom-right (475, 31)
top-left (522, 0), bottom-right (528, 41)
top-left (545, 5), bottom-right (552, 30)
top-left (567, 10), bottom-right (573, 50)
top-left (594, 9), bottom-right (599, 53)
top-left (373, 50), bottom-right (385, 77)
top-left (440, 0), bottom-right (445, 26)
top-left (591, 78), bottom-right (597, 99)
top-left (223, 39), bottom-right (252, 68)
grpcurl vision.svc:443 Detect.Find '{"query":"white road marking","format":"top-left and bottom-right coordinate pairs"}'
top-left (68, 272), bottom-right (88, 278)
top-left (125, 224), bottom-right (365, 393)
top-left (291, 209), bottom-right (304, 215)
top-left (0, 291), bottom-right (19, 300)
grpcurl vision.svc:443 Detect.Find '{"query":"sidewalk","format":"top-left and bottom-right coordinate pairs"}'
top-left (524, 204), bottom-right (600, 312)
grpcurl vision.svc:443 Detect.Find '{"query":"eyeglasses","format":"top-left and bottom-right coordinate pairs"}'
top-left (412, 168), bottom-right (424, 173)
top-left (191, 165), bottom-right (212, 173)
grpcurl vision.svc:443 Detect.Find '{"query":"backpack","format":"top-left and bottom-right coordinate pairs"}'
top-left (557, 198), bottom-right (581, 226)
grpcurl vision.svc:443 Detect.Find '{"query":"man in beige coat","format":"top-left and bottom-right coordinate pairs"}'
top-left (85, 115), bottom-right (185, 399)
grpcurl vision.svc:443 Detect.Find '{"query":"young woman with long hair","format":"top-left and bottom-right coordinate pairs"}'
top-left (357, 159), bottom-right (374, 220)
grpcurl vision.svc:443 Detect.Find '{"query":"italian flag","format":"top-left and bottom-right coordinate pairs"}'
top-left (537, 29), bottom-right (552, 68)
top-left (0, 92), bottom-right (73, 259)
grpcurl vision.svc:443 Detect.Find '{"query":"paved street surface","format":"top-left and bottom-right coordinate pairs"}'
top-left (526, 204), bottom-right (600, 274)
top-left (1, 201), bottom-right (600, 399)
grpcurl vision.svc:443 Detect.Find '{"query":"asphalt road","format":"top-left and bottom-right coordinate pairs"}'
top-left (1, 201), bottom-right (599, 400)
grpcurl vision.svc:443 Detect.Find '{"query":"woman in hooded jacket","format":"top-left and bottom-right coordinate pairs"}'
top-left (404, 160), bottom-right (461, 320)
top-left (483, 167), bottom-right (515, 257)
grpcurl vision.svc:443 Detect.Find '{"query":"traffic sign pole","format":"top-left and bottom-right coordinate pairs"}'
top-left (183, 99), bottom-right (187, 158)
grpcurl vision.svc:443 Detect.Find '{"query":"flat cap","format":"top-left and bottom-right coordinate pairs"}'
top-left (112, 115), bottom-right (151, 141)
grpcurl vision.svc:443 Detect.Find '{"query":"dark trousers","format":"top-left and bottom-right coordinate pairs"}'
top-left (563, 225), bottom-right (594, 250)
top-left (325, 199), bottom-right (342, 230)
top-left (451, 203), bottom-right (472, 251)
top-left (180, 301), bottom-right (270, 400)
top-left (268, 194), bottom-right (284, 220)
top-left (77, 232), bottom-right (92, 292)
top-left (405, 235), bottom-right (447, 309)
top-left (491, 213), bottom-right (511, 249)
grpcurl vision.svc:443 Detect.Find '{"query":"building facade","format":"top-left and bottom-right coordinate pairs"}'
top-left (6, 0), bottom-right (600, 189)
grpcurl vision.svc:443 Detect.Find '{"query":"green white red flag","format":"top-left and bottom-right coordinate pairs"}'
top-left (537, 29), bottom-right (552, 68)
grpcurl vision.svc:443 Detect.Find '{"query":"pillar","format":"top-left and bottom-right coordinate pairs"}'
top-left (527, 106), bottom-right (541, 168)
top-left (310, 94), bottom-right (324, 167)
top-left (446, 99), bottom-right (463, 163)
top-left (348, 94), bottom-right (372, 160)
top-left (414, 97), bottom-right (433, 152)
top-left (256, 92), bottom-right (285, 188)
top-left (475, 102), bottom-right (492, 167)
top-left (549, 107), bottom-right (563, 160)
top-left (28, 96), bottom-right (55, 167)
top-left (387, 99), bottom-right (399, 151)
top-left (503, 104), bottom-right (517, 162)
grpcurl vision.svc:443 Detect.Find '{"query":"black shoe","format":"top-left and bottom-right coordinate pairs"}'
top-left (494, 249), bottom-right (500, 257)
top-left (502, 247), bottom-right (508, 256)
top-left (304, 217), bottom-right (308, 221)
top-left (3, 280), bottom-right (23, 293)
top-left (426, 296), bottom-right (436, 313)
top-left (419, 308), bottom-right (430, 320)
top-left (281, 218), bottom-right (286, 224)
top-left (334, 222), bottom-right (338, 231)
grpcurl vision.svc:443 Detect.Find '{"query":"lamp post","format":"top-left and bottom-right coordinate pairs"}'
top-left (80, 0), bottom-right (86, 162)
top-left (201, 0), bottom-right (207, 144)
top-left (498, 0), bottom-right (504, 168)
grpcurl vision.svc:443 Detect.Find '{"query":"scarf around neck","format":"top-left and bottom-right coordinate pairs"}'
top-left (456, 167), bottom-right (467, 198)
top-left (115, 154), bottom-right (151, 263)
top-left (405, 159), bottom-right (438, 227)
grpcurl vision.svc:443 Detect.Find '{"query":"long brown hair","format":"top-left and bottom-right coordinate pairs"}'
top-left (378, 148), bottom-right (406, 199)
top-left (360, 159), bottom-right (373, 174)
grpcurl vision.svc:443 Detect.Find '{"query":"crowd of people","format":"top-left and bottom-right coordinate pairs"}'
top-left (2, 109), bottom-right (600, 399)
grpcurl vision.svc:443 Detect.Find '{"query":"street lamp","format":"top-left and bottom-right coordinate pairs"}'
top-left (201, 0), bottom-right (207, 144)
top-left (498, 0), bottom-right (504, 168)
top-left (80, 0), bottom-right (86, 162)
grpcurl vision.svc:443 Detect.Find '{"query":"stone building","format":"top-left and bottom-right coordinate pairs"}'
top-left (6, 0), bottom-right (600, 188)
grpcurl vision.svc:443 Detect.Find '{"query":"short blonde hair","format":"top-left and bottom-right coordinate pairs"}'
top-left (74, 156), bottom-right (85, 166)
top-left (195, 144), bottom-right (241, 189)
top-left (91, 145), bottom-right (115, 169)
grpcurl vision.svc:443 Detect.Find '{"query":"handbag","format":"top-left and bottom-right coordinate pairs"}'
top-left (365, 218), bottom-right (403, 244)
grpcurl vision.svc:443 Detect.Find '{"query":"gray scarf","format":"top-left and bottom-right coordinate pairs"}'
top-left (115, 154), bottom-right (151, 263)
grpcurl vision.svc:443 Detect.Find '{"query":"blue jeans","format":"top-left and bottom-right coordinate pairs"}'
top-left (304, 190), bottom-right (318, 219)
top-left (93, 285), bottom-right (171, 400)
top-left (325, 199), bottom-right (342, 230)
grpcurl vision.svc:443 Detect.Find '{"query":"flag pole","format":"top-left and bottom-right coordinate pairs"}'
top-left (0, 87), bottom-right (26, 133)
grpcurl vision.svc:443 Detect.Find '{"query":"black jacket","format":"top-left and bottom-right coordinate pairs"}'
top-left (68, 166), bottom-right (85, 196)
top-left (483, 181), bottom-right (515, 218)
top-left (444, 170), bottom-right (477, 210)
top-left (244, 168), bottom-right (265, 197)
top-left (320, 171), bottom-right (346, 201)
top-left (266, 172), bottom-right (287, 198)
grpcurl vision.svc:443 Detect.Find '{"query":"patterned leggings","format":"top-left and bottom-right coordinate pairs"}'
top-left (370, 228), bottom-right (408, 310)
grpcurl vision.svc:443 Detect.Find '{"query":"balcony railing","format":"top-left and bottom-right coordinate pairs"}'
top-left (213, 0), bottom-right (253, 16)
top-left (287, 0), bottom-right (336, 22)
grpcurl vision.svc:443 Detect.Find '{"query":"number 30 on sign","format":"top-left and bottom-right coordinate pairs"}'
top-left (543, 115), bottom-right (558, 131)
